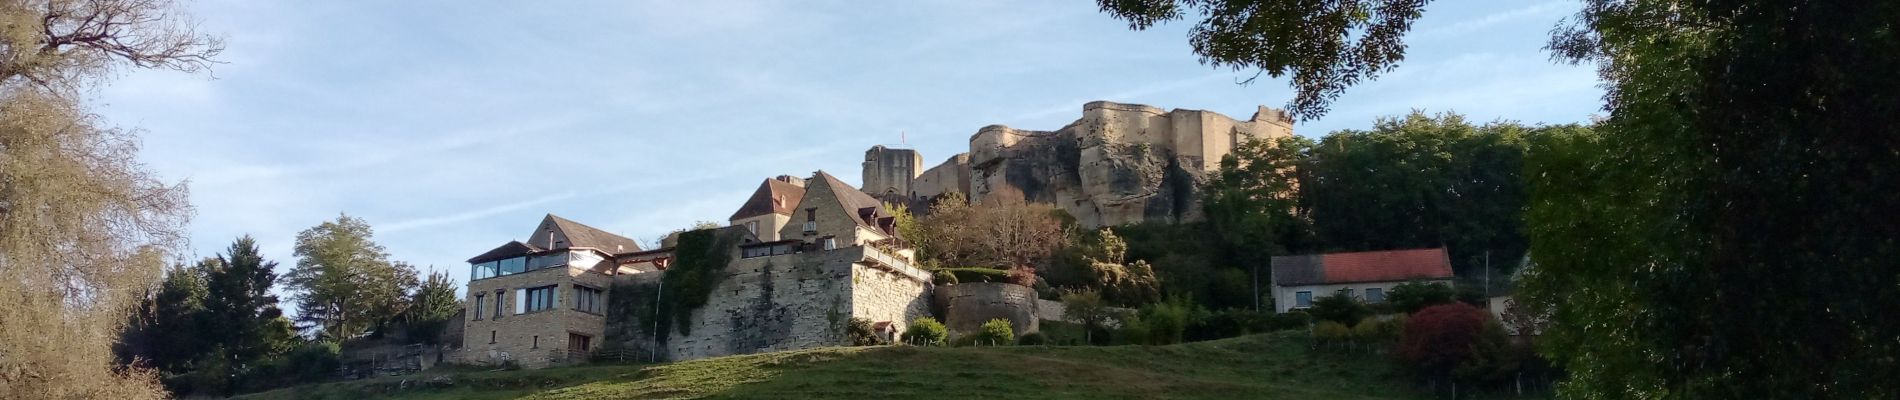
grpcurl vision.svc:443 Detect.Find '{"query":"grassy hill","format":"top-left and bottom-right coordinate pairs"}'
top-left (234, 332), bottom-right (1420, 399)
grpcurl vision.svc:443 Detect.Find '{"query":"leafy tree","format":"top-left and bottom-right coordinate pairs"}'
top-left (287, 214), bottom-right (419, 340)
top-left (1306, 290), bottom-right (1372, 326)
top-left (1049, 228), bottom-right (1161, 306)
top-left (1302, 113), bottom-right (1536, 279)
top-left (1382, 281), bottom-right (1455, 314)
top-left (1399, 303), bottom-right (1488, 391)
top-left (120, 262), bottom-right (213, 374)
top-left (402, 269), bottom-right (461, 345)
top-left (1060, 289), bottom-right (1114, 345)
top-left (1520, 0), bottom-right (1900, 396)
top-left (1095, 0), bottom-right (1429, 120)
top-left (1134, 296), bottom-right (1195, 345)
top-left (1203, 136), bottom-right (1316, 310)
top-left (0, 3), bottom-right (217, 396)
top-left (913, 196), bottom-right (1068, 282)
top-left (846, 317), bottom-right (882, 346)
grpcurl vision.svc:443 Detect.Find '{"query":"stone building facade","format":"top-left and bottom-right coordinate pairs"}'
top-left (460, 215), bottom-right (637, 368)
top-left (863, 101), bottom-right (1295, 227)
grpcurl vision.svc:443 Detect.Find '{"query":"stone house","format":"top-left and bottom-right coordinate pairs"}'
top-left (1268, 248), bottom-right (1455, 314)
top-left (459, 171), bottom-right (934, 368)
top-left (459, 214), bottom-right (640, 368)
top-left (603, 170), bottom-right (932, 361)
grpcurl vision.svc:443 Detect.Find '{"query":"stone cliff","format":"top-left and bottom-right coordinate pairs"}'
top-left (864, 101), bottom-right (1294, 227)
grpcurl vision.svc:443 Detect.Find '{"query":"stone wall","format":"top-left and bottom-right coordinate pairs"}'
top-left (862, 101), bottom-right (1294, 228)
top-left (603, 245), bottom-right (931, 362)
top-left (460, 263), bottom-right (613, 368)
top-left (934, 282), bottom-right (1039, 337)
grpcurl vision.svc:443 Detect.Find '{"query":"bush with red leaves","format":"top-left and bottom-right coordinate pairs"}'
top-left (1399, 302), bottom-right (1489, 377)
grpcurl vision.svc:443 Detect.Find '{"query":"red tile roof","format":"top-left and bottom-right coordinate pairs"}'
top-left (1318, 248), bottom-right (1453, 284)
top-left (1271, 248), bottom-right (1454, 286)
top-left (728, 177), bottom-right (807, 221)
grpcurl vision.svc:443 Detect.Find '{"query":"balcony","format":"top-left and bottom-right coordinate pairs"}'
top-left (856, 245), bottom-right (930, 282)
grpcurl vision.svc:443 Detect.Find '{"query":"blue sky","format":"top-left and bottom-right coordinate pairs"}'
top-left (92, 1), bottom-right (1600, 299)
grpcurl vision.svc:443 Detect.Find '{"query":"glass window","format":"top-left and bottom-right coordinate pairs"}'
top-left (528, 252), bottom-right (567, 270)
top-left (525, 285), bottom-right (557, 312)
top-left (745, 221), bottom-right (759, 235)
top-left (1341, 288), bottom-right (1356, 299)
top-left (492, 291), bottom-right (504, 319)
top-left (471, 261), bottom-right (499, 280)
top-left (823, 237), bottom-right (837, 250)
top-left (1296, 291), bottom-right (1313, 308)
top-left (1365, 288), bottom-right (1385, 304)
top-left (499, 257), bottom-right (526, 275)
top-left (570, 251), bottom-right (603, 267)
top-left (573, 285), bottom-right (603, 314)
top-left (472, 294), bottom-right (484, 320)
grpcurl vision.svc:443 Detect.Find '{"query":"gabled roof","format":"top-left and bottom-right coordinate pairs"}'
top-left (528, 214), bottom-right (643, 254)
top-left (813, 170), bottom-right (894, 234)
top-left (728, 178), bottom-right (806, 221)
top-left (467, 241), bottom-right (543, 264)
top-left (1271, 248), bottom-right (1454, 286)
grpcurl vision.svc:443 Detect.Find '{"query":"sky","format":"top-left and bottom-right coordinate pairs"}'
top-left (90, 0), bottom-right (1601, 301)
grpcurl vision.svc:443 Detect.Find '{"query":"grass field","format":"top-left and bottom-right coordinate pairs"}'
top-left (234, 332), bottom-right (1421, 399)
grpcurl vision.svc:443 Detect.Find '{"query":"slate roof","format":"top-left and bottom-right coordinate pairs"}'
top-left (467, 241), bottom-right (543, 263)
top-left (813, 170), bottom-right (896, 235)
top-left (543, 214), bottom-right (646, 252)
top-left (1271, 248), bottom-right (1453, 286)
top-left (728, 178), bottom-right (806, 221)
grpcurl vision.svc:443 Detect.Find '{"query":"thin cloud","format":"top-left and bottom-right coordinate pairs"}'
top-left (1413, 2), bottom-right (1570, 39)
top-left (382, 191), bottom-right (580, 233)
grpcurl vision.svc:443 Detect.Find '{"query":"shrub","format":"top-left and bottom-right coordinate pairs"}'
top-left (1399, 303), bottom-right (1489, 380)
top-left (1379, 313), bottom-right (1408, 342)
top-left (846, 317), bottom-right (882, 346)
top-left (901, 317), bottom-right (948, 347)
top-left (1017, 332), bottom-right (1047, 346)
top-left (1135, 296), bottom-right (1196, 345)
top-left (972, 318), bottom-right (1015, 346)
top-left (1313, 321), bottom-right (1351, 345)
top-left (930, 269), bottom-right (957, 285)
top-left (1351, 317), bottom-right (1384, 342)
top-left (1384, 281), bottom-right (1456, 314)
top-left (1189, 308), bottom-right (1268, 341)
top-left (1308, 290), bottom-right (1372, 326)
top-left (941, 267), bottom-right (1010, 284)
top-left (1266, 310), bottom-right (1312, 331)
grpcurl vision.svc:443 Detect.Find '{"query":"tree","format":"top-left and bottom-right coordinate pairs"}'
top-left (901, 317), bottom-right (948, 347)
top-left (1306, 290), bottom-right (1371, 326)
top-left (1, 2), bottom-right (219, 392)
top-left (1095, 0), bottom-right (1430, 120)
top-left (287, 214), bottom-right (419, 340)
top-left (913, 196), bottom-right (1068, 281)
top-left (1399, 303), bottom-right (1488, 391)
top-left (119, 262), bottom-right (212, 374)
top-left (1203, 135), bottom-right (1315, 310)
top-left (1302, 113), bottom-right (1538, 279)
top-left (1521, 0), bottom-right (1900, 396)
top-left (1382, 281), bottom-right (1455, 315)
top-left (1060, 289), bottom-right (1114, 345)
top-left (402, 269), bottom-right (461, 345)
top-left (201, 236), bottom-right (296, 369)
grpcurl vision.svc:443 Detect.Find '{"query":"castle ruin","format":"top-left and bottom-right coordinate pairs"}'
top-left (864, 101), bottom-right (1294, 227)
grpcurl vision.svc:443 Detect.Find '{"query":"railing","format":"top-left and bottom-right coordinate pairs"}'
top-left (858, 246), bottom-right (930, 282)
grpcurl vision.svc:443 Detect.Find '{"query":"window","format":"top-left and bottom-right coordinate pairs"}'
top-left (1295, 291), bottom-right (1313, 308)
top-left (471, 261), bottom-right (499, 280)
top-left (532, 335), bottom-right (539, 349)
top-left (499, 257), bottom-right (527, 275)
top-left (472, 294), bottom-right (485, 320)
top-left (573, 285), bottom-right (604, 314)
top-left (823, 237), bottom-right (837, 250)
top-left (524, 285), bottom-right (558, 313)
top-left (1365, 288), bottom-right (1385, 304)
top-left (1341, 288), bottom-right (1356, 299)
top-left (528, 252), bottom-right (567, 270)
top-left (489, 330), bottom-right (497, 344)
top-left (492, 290), bottom-right (504, 319)
top-left (745, 220), bottom-right (759, 235)
top-left (806, 208), bottom-right (817, 222)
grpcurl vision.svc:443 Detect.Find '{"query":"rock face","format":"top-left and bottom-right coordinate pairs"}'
top-left (864, 101), bottom-right (1294, 227)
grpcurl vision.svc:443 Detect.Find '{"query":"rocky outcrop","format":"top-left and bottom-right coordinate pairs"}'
top-left (867, 101), bottom-right (1293, 227)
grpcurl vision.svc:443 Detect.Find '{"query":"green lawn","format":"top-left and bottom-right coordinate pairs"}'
top-left (235, 332), bottom-right (1422, 399)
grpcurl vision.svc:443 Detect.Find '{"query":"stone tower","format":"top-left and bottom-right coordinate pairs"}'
top-left (862, 145), bottom-right (923, 199)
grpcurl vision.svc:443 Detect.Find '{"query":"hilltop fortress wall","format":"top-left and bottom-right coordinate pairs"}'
top-left (865, 101), bottom-right (1294, 227)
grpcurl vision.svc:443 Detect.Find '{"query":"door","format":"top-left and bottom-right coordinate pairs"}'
top-left (568, 333), bottom-right (591, 358)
